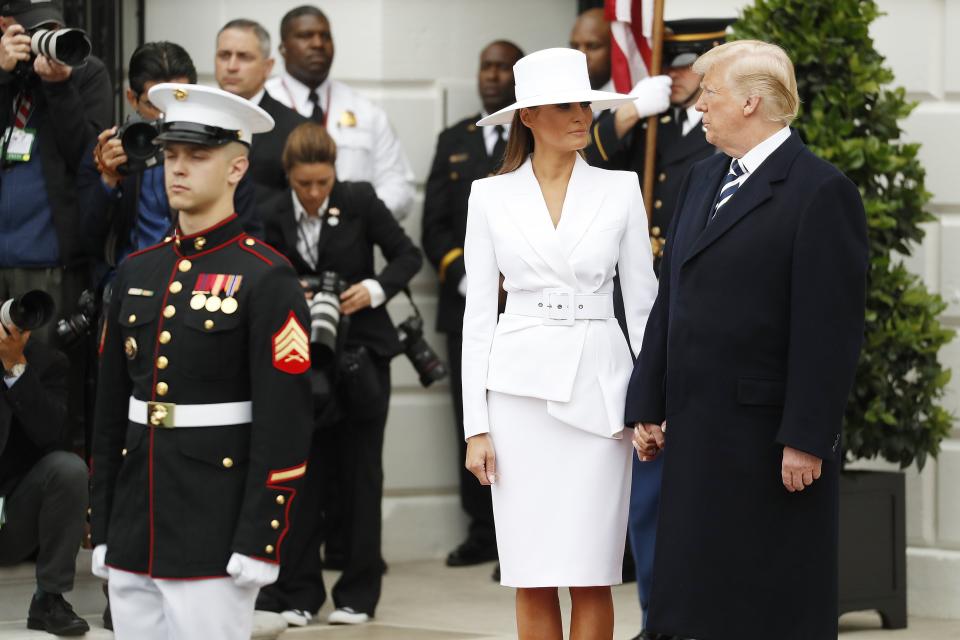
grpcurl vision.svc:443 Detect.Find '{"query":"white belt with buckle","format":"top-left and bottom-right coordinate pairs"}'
top-left (128, 397), bottom-right (252, 428)
top-left (505, 288), bottom-right (614, 326)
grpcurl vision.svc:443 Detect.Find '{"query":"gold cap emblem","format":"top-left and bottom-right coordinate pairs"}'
top-left (174, 88), bottom-right (188, 101)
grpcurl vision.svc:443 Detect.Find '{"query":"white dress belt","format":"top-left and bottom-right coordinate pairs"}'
top-left (128, 396), bottom-right (252, 428)
top-left (504, 288), bottom-right (614, 326)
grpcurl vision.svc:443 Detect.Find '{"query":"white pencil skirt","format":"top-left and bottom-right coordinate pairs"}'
top-left (487, 390), bottom-right (633, 588)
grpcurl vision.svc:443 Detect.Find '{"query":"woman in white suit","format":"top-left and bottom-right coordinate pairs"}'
top-left (461, 48), bottom-right (658, 639)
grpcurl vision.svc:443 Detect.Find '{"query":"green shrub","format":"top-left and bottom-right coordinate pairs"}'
top-left (734, 0), bottom-right (954, 469)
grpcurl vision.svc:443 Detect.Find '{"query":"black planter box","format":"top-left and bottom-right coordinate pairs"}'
top-left (839, 470), bottom-right (907, 629)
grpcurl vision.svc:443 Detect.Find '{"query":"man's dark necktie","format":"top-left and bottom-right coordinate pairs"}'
top-left (708, 159), bottom-right (746, 224)
top-left (491, 125), bottom-right (507, 166)
top-left (676, 107), bottom-right (687, 135)
top-left (309, 89), bottom-right (325, 125)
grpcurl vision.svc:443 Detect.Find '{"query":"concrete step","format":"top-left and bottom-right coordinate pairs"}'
top-left (0, 550), bottom-right (288, 639)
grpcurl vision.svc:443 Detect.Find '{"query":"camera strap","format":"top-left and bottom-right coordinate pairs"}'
top-left (401, 287), bottom-right (423, 320)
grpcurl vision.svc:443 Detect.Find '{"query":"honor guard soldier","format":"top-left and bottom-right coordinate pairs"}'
top-left (584, 18), bottom-right (736, 271)
top-left (89, 83), bottom-right (313, 640)
top-left (421, 40), bottom-right (524, 578)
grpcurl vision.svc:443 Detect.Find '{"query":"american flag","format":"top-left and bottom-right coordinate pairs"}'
top-left (605, 0), bottom-right (654, 93)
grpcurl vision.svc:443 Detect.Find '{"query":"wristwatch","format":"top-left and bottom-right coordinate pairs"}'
top-left (4, 362), bottom-right (25, 378)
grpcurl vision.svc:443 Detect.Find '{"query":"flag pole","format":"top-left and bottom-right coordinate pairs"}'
top-left (642, 0), bottom-right (666, 224)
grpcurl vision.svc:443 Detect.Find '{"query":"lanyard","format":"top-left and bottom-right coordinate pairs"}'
top-left (281, 79), bottom-right (331, 127)
top-left (12, 90), bottom-right (33, 130)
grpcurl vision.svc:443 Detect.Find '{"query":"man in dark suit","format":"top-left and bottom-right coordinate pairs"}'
top-left (580, 20), bottom-right (733, 638)
top-left (0, 301), bottom-right (89, 635)
top-left (421, 39), bottom-right (523, 571)
top-left (626, 40), bottom-right (868, 640)
top-left (216, 18), bottom-right (307, 198)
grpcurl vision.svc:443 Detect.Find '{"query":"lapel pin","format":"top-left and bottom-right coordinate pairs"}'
top-left (327, 207), bottom-right (340, 227)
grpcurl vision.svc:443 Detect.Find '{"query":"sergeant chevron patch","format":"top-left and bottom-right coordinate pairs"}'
top-left (272, 312), bottom-right (310, 374)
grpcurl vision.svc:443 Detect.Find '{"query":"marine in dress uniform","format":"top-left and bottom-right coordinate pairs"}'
top-left (422, 40), bottom-right (523, 572)
top-left (265, 7), bottom-right (415, 220)
top-left (89, 84), bottom-right (313, 640)
top-left (582, 19), bottom-right (735, 639)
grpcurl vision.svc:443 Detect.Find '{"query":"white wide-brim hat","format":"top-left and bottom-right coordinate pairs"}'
top-left (477, 48), bottom-right (633, 127)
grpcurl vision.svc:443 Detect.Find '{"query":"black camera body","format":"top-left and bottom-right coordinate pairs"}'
top-left (56, 289), bottom-right (98, 347)
top-left (116, 114), bottom-right (163, 176)
top-left (397, 314), bottom-right (447, 387)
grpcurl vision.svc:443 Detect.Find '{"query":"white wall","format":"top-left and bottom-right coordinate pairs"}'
top-left (142, 0), bottom-right (960, 618)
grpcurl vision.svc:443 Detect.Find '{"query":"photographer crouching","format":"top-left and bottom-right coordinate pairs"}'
top-left (257, 122), bottom-right (422, 626)
top-left (0, 291), bottom-right (90, 635)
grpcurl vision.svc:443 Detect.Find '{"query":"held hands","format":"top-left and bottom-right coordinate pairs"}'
top-left (226, 552), bottom-right (280, 588)
top-left (340, 283), bottom-right (372, 315)
top-left (632, 422), bottom-right (665, 462)
top-left (0, 321), bottom-right (28, 372)
top-left (630, 75), bottom-right (672, 119)
top-left (781, 446), bottom-right (822, 493)
top-left (465, 433), bottom-right (497, 485)
top-left (93, 127), bottom-right (127, 188)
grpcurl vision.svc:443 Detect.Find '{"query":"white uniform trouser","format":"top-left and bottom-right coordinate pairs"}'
top-left (108, 568), bottom-right (258, 640)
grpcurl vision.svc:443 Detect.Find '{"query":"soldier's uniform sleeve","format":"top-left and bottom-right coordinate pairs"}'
top-left (422, 130), bottom-right (466, 293)
top-left (583, 110), bottom-right (629, 169)
top-left (90, 266), bottom-right (134, 546)
top-left (231, 262), bottom-right (313, 563)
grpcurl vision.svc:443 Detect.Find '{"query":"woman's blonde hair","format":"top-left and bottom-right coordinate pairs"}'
top-left (693, 40), bottom-right (800, 126)
top-left (282, 121), bottom-right (338, 172)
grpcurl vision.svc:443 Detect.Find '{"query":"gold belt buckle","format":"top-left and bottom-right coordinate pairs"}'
top-left (147, 401), bottom-right (175, 428)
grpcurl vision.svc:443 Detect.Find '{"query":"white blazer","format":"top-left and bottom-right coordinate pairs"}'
top-left (461, 155), bottom-right (658, 440)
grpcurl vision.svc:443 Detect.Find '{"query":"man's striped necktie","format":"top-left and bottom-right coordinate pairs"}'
top-left (709, 158), bottom-right (747, 223)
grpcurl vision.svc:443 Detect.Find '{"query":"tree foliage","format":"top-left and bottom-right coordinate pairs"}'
top-left (735, 0), bottom-right (954, 469)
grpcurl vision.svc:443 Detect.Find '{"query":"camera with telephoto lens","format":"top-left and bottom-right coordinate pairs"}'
top-left (0, 289), bottom-right (55, 331)
top-left (301, 271), bottom-right (347, 365)
top-left (55, 289), bottom-right (98, 347)
top-left (397, 314), bottom-right (447, 387)
top-left (115, 114), bottom-right (163, 175)
top-left (29, 27), bottom-right (91, 66)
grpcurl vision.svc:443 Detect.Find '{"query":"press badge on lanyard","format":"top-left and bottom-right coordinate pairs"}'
top-left (3, 92), bottom-right (36, 163)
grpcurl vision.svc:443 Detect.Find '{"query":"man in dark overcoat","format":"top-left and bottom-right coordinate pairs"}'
top-left (626, 40), bottom-right (868, 640)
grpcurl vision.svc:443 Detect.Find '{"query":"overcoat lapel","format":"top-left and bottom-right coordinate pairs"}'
top-left (501, 159), bottom-right (578, 286)
top-left (683, 131), bottom-right (804, 266)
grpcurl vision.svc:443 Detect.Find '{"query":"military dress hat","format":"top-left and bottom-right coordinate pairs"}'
top-left (477, 48), bottom-right (633, 126)
top-left (0, 0), bottom-right (64, 29)
top-left (147, 83), bottom-right (275, 147)
top-left (663, 18), bottom-right (737, 68)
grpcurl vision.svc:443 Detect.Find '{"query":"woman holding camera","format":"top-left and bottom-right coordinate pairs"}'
top-left (258, 122), bottom-right (421, 627)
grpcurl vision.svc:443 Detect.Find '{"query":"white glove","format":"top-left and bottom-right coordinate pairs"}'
top-left (630, 75), bottom-right (672, 119)
top-left (226, 552), bottom-right (279, 588)
top-left (91, 544), bottom-right (109, 580)
top-left (457, 275), bottom-right (468, 298)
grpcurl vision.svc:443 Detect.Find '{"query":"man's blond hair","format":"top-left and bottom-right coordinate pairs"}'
top-left (693, 40), bottom-right (799, 126)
